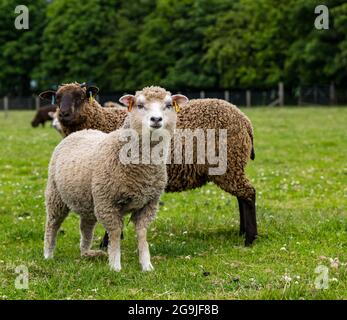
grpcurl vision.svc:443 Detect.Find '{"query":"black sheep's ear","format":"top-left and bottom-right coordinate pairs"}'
top-left (39, 90), bottom-right (56, 102)
top-left (86, 86), bottom-right (99, 98)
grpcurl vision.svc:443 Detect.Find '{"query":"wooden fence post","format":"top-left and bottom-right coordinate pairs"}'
top-left (224, 90), bottom-right (230, 102)
top-left (4, 96), bottom-right (9, 118)
top-left (279, 82), bottom-right (284, 106)
top-left (246, 90), bottom-right (251, 107)
top-left (329, 82), bottom-right (336, 105)
top-left (298, 87), bottom-right (302, 106)
top-left (35, 96), bottom-right (40, 110)
top-left (200, 90), bottom-right (205, 99)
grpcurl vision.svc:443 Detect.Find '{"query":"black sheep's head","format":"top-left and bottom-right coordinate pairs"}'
top-left (39, 82), bottom-right (99, 126)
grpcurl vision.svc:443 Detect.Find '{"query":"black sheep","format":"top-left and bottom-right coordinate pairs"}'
top-left (31, 105), bottom-right (57, 128)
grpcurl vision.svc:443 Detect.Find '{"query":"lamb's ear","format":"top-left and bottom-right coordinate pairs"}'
top-left (172, 94), bottom-right (189, 105)
top-left (39, 90), bottom-right (56, 101)
top-left (48, 112), bottom-right (55, 119)
top-left (119, 95), bottom-right (135, 111)
top-left (86, 86), bottom-right (99, 98)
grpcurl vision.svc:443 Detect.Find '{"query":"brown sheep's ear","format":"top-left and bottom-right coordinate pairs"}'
top-left (119, 95), bottom-right (135, 112)
top-left (39, 90), bottom-right (56, 102)
top-left (86, 86), bottom-right (99, 98)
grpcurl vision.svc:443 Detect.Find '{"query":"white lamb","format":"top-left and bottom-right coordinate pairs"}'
top-left (43, 86), bottom-right (188, 271)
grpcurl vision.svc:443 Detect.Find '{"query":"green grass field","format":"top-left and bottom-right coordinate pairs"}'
top-left (0, 108), bottom-right (346, 300)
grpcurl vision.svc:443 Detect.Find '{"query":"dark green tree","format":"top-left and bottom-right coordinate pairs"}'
top-left (204, 0), bottom-right (294, 88)
top-left (35, 0), bottom-right (120, 90)
top-left (132, 0), bottom-right (231, 90)
top-left (0, 0), bottom-right (47, 95)
top-left (285, 0), bottom-right (347, 86)
top-left (97, 0), bottom-right (156, 92)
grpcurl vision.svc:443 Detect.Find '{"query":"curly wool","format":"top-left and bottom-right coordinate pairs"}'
top-left (166, 98), bottom-right (255, 199)
top-left (103, 101), bottom-right (124, 109)
top-left (135, 86), bottom-right (171, 101)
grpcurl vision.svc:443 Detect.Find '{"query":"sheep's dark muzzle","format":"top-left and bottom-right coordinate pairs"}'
top-left (59, 94), bottom-right (75, 114)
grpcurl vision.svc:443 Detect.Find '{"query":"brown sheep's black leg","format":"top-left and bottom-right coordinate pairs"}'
top-left (240, 193), bottom-right (257, 246)
top-left (100, 231), bottom-right (109, 250)
top-left (237, 197), bottom-right (246, 236)
top-left (100, 231), bottom-right (123, 250)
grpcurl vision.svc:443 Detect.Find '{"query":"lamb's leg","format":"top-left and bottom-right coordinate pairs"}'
top-left (135, 227), bottom-right (153, 271)
top-left (95, 208), bottom-right (123, 271)
top-left (132, 200), bottom-right (158, 272)
top-left (80, 216), bottom-right (105, 257)
top-left (100, 230), bottom-right (124, 250)
top-left (107, 228), bottom-right (123, 271)
top-left (44, 186), bottom-right (69, 259)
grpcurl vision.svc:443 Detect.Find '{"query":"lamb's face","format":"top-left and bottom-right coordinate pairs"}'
top-left (132, 94), bottom-right (177, 134)
top-left (119, 86), bottom-right (188, 136)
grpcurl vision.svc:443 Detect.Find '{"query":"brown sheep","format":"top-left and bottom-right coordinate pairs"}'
top-left (39, 83), bottom-right (127, 137)
top-left (103, 101), bottom-right (125, 109)
top-left (31, 105), bottom-right (57, 128)
top-left (40, 83), bottom-right (257, 246)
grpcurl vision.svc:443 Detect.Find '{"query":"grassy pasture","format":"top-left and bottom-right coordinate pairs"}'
top-left (0, 107), bottom-right (346, 300)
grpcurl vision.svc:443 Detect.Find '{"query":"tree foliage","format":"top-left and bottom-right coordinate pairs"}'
top-left (0, 0), bottom-right (47, 95)
top-left (0, 0), bottom-right (346, 95)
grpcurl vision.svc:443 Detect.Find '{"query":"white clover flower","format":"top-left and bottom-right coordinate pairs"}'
top-left (329, 258), bottom-right (340, 269)
top-left (282, 274), bottom-right (292, 282)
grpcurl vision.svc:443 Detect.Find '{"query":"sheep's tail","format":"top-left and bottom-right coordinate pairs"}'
top-left (250, 135), bottom-right (255, 160)
top-left (247, 124), bottom-right (255, 160)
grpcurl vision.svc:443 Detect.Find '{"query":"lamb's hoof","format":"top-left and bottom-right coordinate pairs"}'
top-left (110, 264), bottom-right (121, 272)
top-left (44, 251), bottom-right (53, 260)
top-left (142, 262), bottom-right (154, 272)
top-left (82, 250), bottom-right (107, 258)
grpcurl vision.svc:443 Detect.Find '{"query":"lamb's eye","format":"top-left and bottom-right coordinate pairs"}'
top-left (166, 104), bottom-right (172, 109)
top-left (137, 104), bottom-right (144, 109)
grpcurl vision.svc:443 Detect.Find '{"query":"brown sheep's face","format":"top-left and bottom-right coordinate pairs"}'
top-left (55, 87), bottom-right (84, 124)
top-left (39, 84), bottom-right (99, 126)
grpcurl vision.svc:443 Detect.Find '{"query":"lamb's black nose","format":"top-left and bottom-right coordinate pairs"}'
top-left (150, 116), bottom-right (162, 123)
